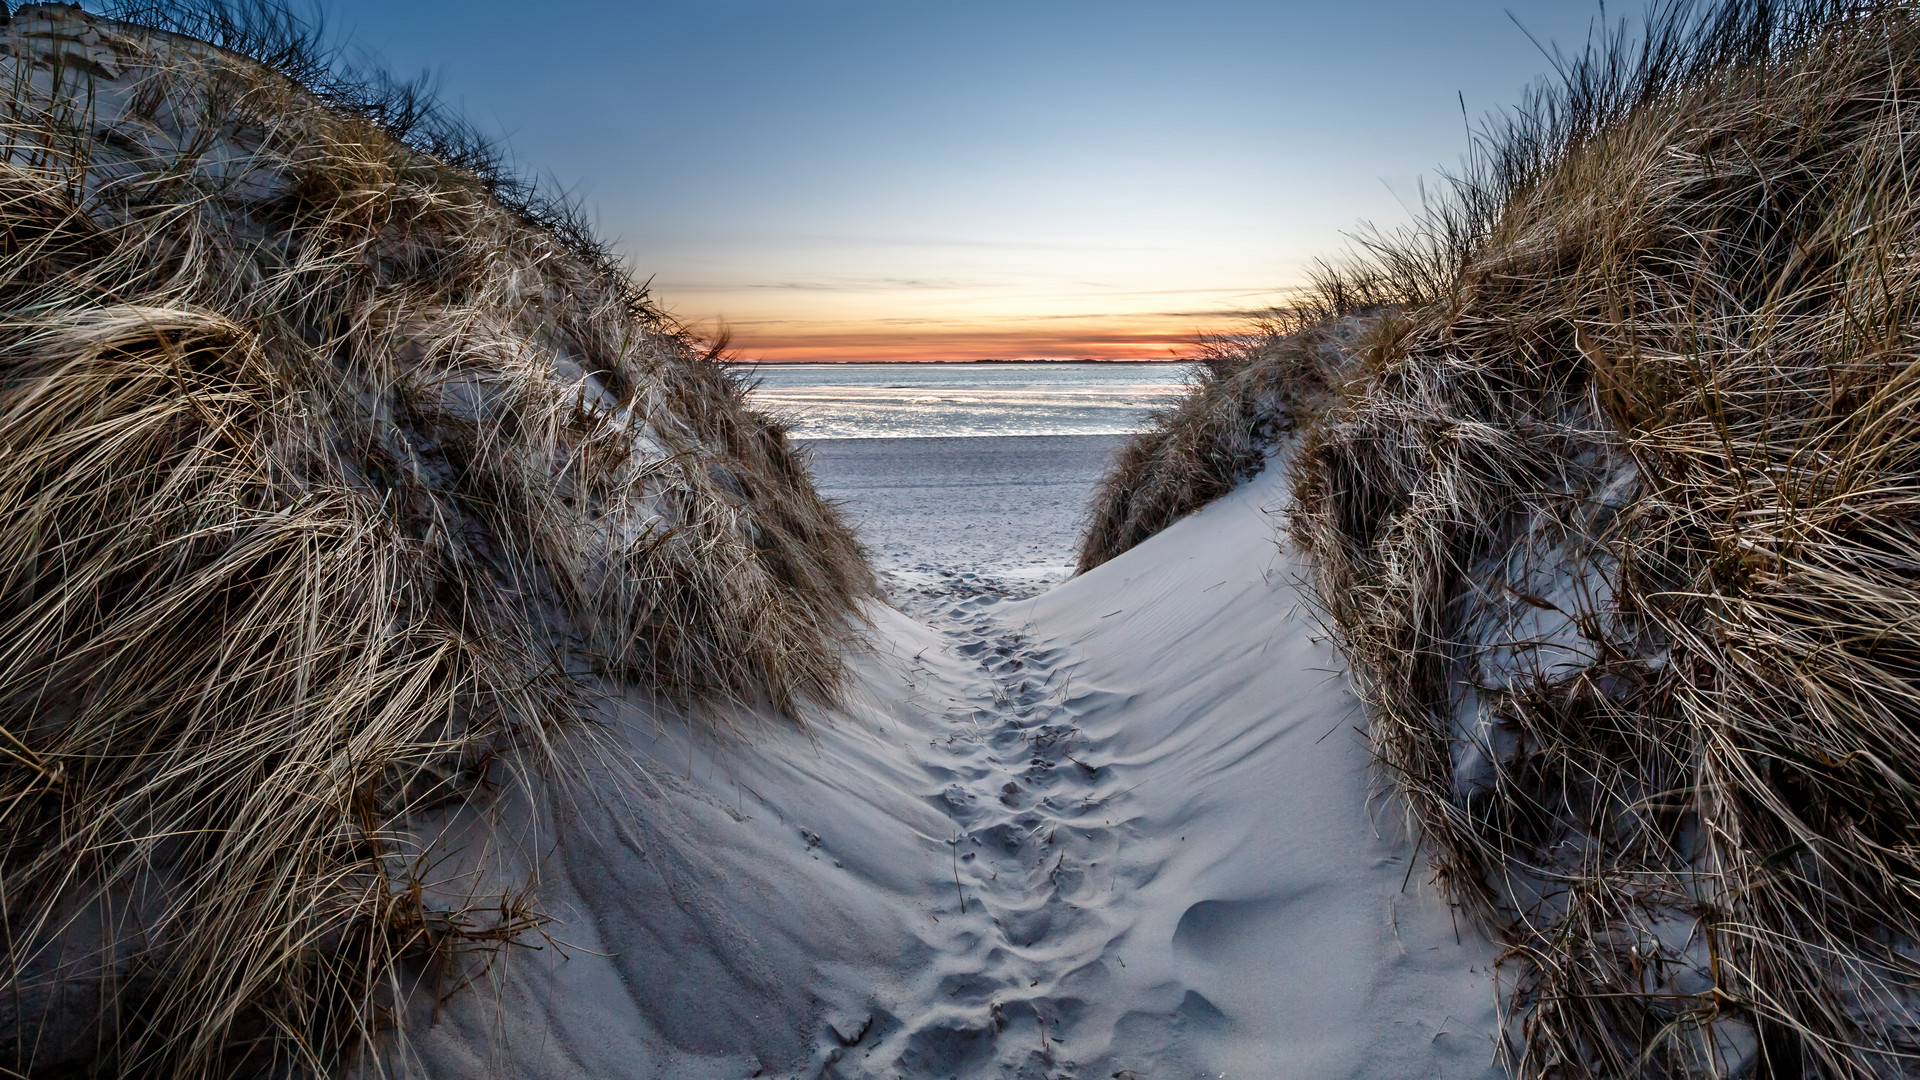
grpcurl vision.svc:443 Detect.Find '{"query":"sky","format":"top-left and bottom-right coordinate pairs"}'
top-left (311, 0), bottom-right (1617, 361)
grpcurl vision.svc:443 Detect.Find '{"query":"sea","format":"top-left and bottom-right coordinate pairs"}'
top-left (741, 362), bottom-right (1196, 598)
top-left (743, 362), bottom-right (1196, 439)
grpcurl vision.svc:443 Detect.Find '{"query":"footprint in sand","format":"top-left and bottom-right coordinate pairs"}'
top-left (864, 579), bottom-right (1137, 1078)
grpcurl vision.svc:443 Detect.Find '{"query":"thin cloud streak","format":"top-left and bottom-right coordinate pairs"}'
top-left (721, 317), bottom-right (1234, 363)
top-left (666, 276), bottom-right (1296, 361)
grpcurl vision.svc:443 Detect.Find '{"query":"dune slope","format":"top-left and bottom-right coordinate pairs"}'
top-left (0, 5), bottom-right (866, 1074)
top-left (414, 459), bottom-right (1501, 1079)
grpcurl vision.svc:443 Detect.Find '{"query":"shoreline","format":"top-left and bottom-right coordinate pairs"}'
top-left (802, 433), bottom-right (1127, 601)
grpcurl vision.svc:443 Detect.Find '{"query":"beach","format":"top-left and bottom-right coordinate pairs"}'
top-left (803, 434), bottom-right (1127, 598)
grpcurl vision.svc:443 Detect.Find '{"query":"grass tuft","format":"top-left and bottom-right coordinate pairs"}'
top-left (1282, 1), bottom-right (1920, 1075)
top-left (0, 3), bottom-right (871, 1075)
top-left (1074, 295), bottom-right (1377, 573)
top-left (1089, 1), bottom-right (1920, 1073)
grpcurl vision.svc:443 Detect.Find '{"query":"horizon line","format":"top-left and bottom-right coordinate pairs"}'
top-left (720, 355), bottom-right (1200, 364)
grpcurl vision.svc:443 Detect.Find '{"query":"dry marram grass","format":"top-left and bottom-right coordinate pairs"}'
top-left (1284, 1), bottom-right (1920, 1075)
top-left (1088, 0), bottom-right (1920, 1074)
top-left (0, 4), bottom-right (870, 1076)
top-left (1074, 309), bottom-right (1367, 572)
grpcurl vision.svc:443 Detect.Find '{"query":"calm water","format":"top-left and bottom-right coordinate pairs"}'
top-left (741, 362), bottom-right (1196, 439)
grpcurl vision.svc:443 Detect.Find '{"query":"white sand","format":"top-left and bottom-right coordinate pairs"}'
top-left (412, 460), bottom-right (1502, 1078)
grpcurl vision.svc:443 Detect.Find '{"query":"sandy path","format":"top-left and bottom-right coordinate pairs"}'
top-left (830, 461), bottom-right (1507, 1077)
top-left (885, 591), bottom-right (1140, 1072)
top-left (413, 462), bottom-right (1506, 1079)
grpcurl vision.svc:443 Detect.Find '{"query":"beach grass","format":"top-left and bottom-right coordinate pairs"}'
top-left (0, 2), bottom-right (870, 1075)
top-left (1073, 300), bottom-right (1377, 573)
top-left (1300, 1), bottom-right (1920, 1074)
top-left (1096, 0), bottom-right (1920, 1074)
top-left (1073, 254), bottom-right (1420, 573)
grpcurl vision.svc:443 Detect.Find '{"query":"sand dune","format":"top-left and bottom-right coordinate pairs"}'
top-left (413, 460), bottom-right (1500, 1078)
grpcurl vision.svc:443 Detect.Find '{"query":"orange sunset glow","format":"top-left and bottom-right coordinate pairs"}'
top-left (710, 313), bottom-right (1243, 363)
top-left (651, 251), bottom-right (1294, 363)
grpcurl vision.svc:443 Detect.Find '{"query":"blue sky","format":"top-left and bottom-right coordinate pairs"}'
top-left (314, 0), bottom-right (1614, 359)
